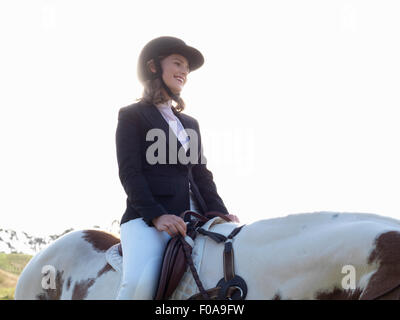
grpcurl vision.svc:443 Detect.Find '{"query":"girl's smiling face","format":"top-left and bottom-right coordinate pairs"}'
top-left (148, 53), bottom-right (190, 96)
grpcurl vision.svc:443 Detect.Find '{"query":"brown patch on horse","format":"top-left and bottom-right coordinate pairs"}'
top-left (316, 231), bottom-right (400, 300)
top-left (36, 270), bottom-right (65, 300)
top-left (360, 231), bottom-right (400, 300)
top-left (97, 263), bottom-right (114, 278)
top-left (72, 278), bottom-right (96, 300)
top-left (315, 287), bottom-right (362, 300)
top-left (376, 285), bottom-right (400, 300)
top-left (82, 230), bottom-right (120, 252)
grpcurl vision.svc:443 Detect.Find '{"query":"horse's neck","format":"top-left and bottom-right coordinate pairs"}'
top-left (199, 212), bottom-right (400, 299)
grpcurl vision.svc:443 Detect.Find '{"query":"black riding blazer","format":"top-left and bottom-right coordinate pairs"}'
top-left (116, 101), bottom-right (229, 227)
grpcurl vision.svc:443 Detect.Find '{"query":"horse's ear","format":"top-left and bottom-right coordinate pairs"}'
top-left (360, 231), bottom-right (400, 300)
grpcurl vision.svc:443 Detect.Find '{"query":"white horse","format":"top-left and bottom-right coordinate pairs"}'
top-left (14, 211), bottom-right (400, 300)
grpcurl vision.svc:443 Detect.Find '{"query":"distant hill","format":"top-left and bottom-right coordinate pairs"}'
top-left (0, 268), bottom-right (19, 300)
top-left (0, 253), bottom-right (33, 300)
top-left (0, 268), bottom-right (18, 288)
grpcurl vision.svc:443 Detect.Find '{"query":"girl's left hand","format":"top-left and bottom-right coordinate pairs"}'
top-left (226, 214), bottom-right (240, 223)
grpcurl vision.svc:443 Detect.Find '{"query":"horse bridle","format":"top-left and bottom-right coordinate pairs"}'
top-left (179, 210), bottom-right (248, 300)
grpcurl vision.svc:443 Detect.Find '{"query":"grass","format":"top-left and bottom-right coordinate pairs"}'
top-left (0, 287), bottom-right (15, 300)
top-left (0, 253), bottom-right (33, 300)
top-left (0, 253), bottom-right (33, 275)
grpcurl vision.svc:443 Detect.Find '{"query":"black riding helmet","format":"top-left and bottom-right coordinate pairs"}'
top-left (137, 36), bottom-right (204, 102)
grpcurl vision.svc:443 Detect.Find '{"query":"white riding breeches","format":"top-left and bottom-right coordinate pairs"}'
top-left (115, 187), bottom-right (201, 300)
top-left (115, 217), bottom-right (171, 300)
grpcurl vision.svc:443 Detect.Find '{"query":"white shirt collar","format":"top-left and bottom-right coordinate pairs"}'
top-left (155, 99), bottom-right (173, 109)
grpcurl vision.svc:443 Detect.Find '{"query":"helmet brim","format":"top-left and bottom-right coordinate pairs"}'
top-left (159, 44), bottom-right (204, 72)
top-left (137, 38), bottom-right (205, 84)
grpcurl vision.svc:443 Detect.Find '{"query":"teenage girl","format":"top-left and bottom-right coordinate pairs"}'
top-left (115, 36), bottom-right (239, 299)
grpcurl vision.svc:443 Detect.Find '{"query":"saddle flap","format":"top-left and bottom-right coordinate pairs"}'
top-left (154, 236), bottom-right (191, 300)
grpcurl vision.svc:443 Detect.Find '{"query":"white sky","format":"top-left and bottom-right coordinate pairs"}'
top-left (1, 0), bottom-right (399, 237)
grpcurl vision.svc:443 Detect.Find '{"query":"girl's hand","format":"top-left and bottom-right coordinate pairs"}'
top-left (152, 214), bottom-right (187, 237)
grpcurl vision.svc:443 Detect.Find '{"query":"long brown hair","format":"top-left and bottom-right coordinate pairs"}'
top-left (137, 56), bottom-right (186, 113)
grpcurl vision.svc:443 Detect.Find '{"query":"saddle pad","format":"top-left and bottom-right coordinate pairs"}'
top-left (105, 243), bottom-right (123, 274)
top-left (169, 216), bottom-right (229, 300)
